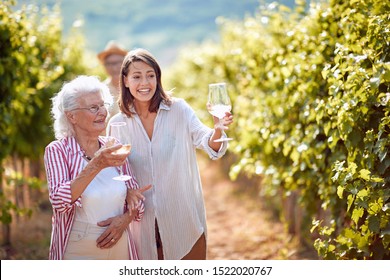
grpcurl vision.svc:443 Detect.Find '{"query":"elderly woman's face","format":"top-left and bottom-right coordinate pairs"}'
top-left (68, 92), bottom-right (108, 135)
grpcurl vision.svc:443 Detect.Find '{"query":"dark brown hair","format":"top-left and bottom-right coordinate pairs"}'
top-left (119, 48), bottom-right (172, 117)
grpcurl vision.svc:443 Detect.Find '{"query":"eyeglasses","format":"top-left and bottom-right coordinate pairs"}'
top-left (72, 103), bottom-right (110, 114)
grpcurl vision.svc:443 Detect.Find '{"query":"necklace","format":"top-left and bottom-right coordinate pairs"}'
top-left (81, 141), bottom-right (101, 161)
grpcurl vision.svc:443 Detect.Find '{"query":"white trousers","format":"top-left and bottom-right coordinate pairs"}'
top-left (64, 220), bottom-right (129, 260)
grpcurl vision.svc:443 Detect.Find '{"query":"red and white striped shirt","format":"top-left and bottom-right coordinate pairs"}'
top-left (44, 136), bottom-right (143, 260)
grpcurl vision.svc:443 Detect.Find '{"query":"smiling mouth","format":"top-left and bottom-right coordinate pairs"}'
top-left (138, 89), bottom-right (150, 94)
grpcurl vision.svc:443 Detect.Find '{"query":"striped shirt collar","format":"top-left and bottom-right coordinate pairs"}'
top-left (63, 136), bottom-right (106, 157)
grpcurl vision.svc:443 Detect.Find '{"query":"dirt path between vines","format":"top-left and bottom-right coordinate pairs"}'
top-left (201, 157), bottom-right (317, 260)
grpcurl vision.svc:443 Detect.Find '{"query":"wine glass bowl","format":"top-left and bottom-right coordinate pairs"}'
top-left (112, 144), bottom-right (131, 155)
top-left (108, 121), bottom-right (132, 181)
top-left (208, 82), bottom-right (233, 142)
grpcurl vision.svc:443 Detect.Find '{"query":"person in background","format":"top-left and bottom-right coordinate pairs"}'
top-left (44, 75), bottom-right (151, 260)
top-left (97, 40), bottom-right (128, 117)
top-left (108, 48), bottom-right (234, 260)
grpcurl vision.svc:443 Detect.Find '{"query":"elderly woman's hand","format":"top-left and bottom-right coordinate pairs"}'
top-left (95, 185), bottom-right (151, 248)
top-left (91, 143), bottom-right (130, 169)
top-left (127, 184), bottom-right (152, 211)
top-left (96, 213), bottom-right (130, 249)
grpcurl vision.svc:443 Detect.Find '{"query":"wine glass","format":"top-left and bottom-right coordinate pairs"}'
top-left (208, 82), bottom-right (233, 142)
top-left (108, 121), bottom-right (132, 181)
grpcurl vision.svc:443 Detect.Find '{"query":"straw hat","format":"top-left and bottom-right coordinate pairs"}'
top-left (97, 41), bottom-right (128, 62)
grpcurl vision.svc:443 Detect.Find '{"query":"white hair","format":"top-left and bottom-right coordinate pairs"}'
top-left (51, 75), bottom-right (113, 139)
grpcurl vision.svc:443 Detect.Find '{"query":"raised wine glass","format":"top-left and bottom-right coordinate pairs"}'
top-left (108, 121), bottom-right (132, 181)
top-left (208, 82), bottom-right (233, 142)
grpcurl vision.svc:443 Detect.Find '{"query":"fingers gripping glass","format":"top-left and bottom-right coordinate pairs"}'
top-left (208, 82), bottom-right (233, 142)
top-left (108, 122), bottom-right (132, 181)
top-left (72, 103), bottom-right (110, 114)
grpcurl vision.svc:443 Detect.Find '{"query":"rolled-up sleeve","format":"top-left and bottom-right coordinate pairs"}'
top-left (201, 129), bottom-right (228, 159)
top-left (134, 201), bottom-right (145, 222)
top-left (124, 161), bottom-right (144, 221)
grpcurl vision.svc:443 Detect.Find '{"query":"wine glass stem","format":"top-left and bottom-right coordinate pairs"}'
top-left (219, 118), bottom-right (225, 138)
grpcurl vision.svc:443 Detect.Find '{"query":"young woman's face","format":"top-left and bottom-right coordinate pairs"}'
top-left (123, 61), bottom-right (157, 103)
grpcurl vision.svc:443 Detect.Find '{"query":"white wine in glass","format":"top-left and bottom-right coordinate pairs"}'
top-left (109, 121), bottom-right (132, 181)
top-left (208, 82), bottom-right (233, 142)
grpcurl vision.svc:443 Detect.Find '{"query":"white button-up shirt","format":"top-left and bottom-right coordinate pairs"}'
top-left (109, 97), bottom-right (228, 259)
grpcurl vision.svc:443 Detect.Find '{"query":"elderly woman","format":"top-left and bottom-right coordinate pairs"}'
top-left (44, 75), bottom-right (150, 260)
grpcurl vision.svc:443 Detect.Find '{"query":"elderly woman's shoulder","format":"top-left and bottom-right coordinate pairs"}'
top-left (45, 137), bottom-right (73, 151)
